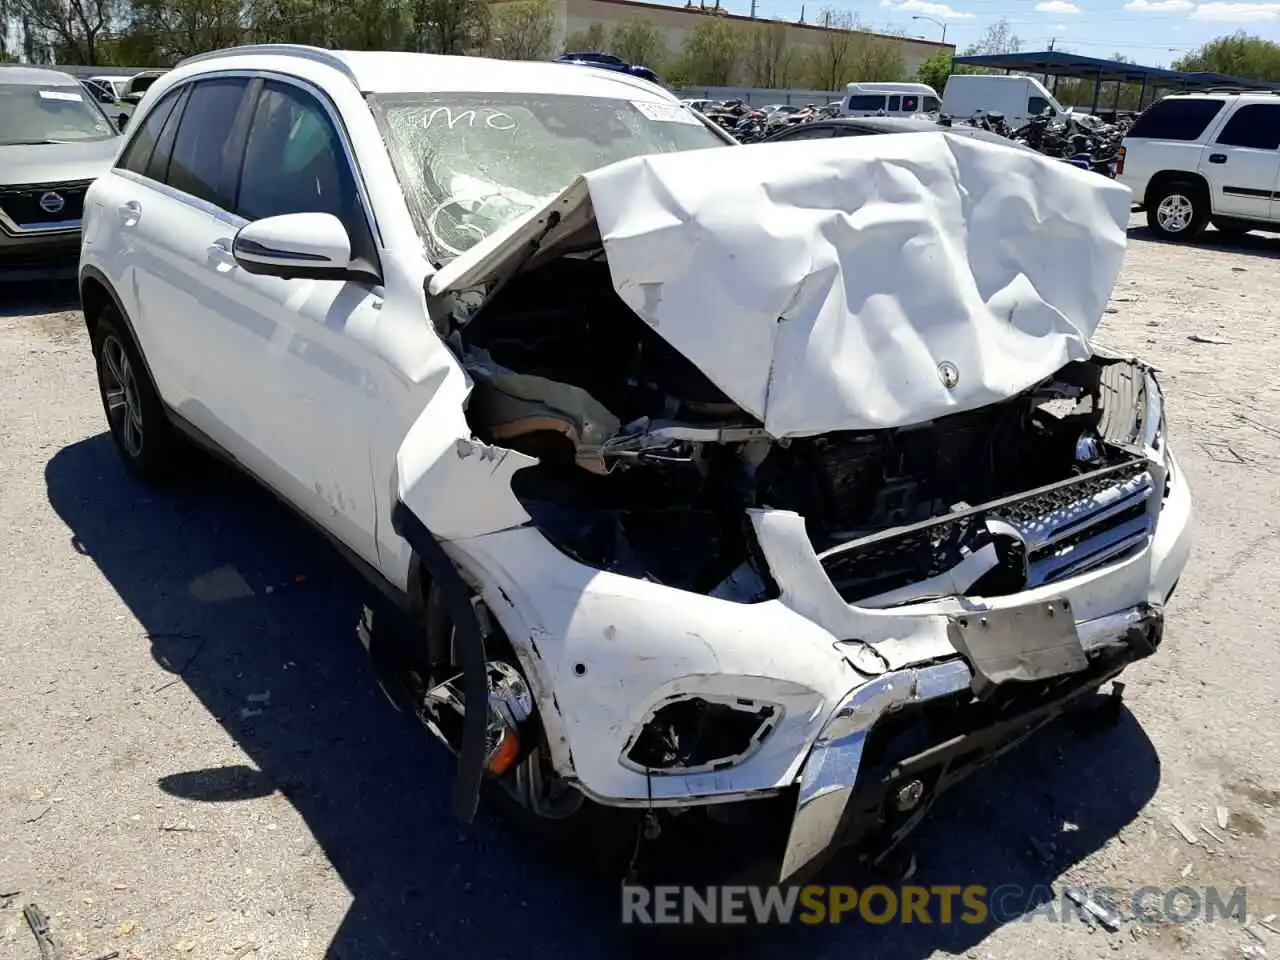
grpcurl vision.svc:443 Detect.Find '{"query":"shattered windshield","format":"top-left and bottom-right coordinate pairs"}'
top-left (371, 93), bottom-right (727, 263)
top-left (0, 83), bottom-right (116, 144)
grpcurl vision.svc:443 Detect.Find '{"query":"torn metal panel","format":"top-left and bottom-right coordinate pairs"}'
top-left (948, 599), bottom-right (1089, 688)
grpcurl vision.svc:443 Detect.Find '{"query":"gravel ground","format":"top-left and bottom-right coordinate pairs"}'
top-left (1, 217), bottom-right (1277, 960)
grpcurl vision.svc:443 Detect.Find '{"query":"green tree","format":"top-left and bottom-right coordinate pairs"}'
top-left (11, 0), bottom-right (118, 63)
top-left (744, 20), bottom-right (796, 88)
top-left (563, 21), bottom-right (605, 52)
top-left (609, 18), bottom-right (664, 69)
top-left (678, 17), bottom-right (742, 85)
top-left (1173, 31), bottom-right (1280, 82)
top-left (486, 0), bottom-right (554, 59)
top-left (410, 0), bottom-right (489, 54)
top-left (846, 32), bottom-right (904, 83)
top-left (916, 49), bottom-right (951, 93)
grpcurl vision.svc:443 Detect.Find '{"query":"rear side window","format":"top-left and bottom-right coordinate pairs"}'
top-left (847, 95), bottom-right (885, 111)
top-left (167, 77), bottom-right (250, 208)
top-left (117, 88), bottom-right (182, 176)
top-left (1127, 98), bottom-right (1225, 141)
top-left (1214, 103), bottom-right (1280, 150)
top-left (902, 95), bottom-right (919, 112)
top-left (888, 96), bottom-right (901, 112)
top-left (145, 85), bottom-right (189, 183)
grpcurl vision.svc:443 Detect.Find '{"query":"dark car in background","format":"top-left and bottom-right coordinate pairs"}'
top-left (553, 51), bottom-right (662, 86)
top-left (762, 115), bottom-right (1039, 149)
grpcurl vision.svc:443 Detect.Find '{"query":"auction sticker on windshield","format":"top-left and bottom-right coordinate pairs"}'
top-left (38, 90), bottom-right (85, 102)
top-left (630, 101), bottom-right (701, 125)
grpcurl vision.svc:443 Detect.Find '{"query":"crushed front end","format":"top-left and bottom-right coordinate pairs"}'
top-left (400, 133), bottom-right (1192, 882)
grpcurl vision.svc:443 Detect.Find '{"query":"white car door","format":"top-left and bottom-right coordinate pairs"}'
top-left (1202, 102), bottom-right (1280, 220)
top-left (108, 76), bottom-right (265, 458)
top-left (210, 76), bottom-right (384, 567)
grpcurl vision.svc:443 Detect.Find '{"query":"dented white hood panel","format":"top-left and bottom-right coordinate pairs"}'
top-left (432, 132), bottom-right (1133, 435)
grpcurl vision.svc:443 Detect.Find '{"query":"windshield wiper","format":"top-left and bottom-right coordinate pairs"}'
top-left (3, 139), bottom-right (77, 145)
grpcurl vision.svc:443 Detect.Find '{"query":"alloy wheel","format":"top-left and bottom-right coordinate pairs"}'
top-left (1156, 193), bottom-right (1194, 234)
top-left (101, 334), bottom-right (144, 458)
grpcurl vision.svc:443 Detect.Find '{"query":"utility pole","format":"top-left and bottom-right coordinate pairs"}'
top-left (1047, 37), bottom-right (1056, 51)
top-left (750, 0), bottom-right (756, 17)
top-left (799, 4), bottom-right (805, 22)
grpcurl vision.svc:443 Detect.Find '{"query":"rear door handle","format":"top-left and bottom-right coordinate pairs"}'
top-left (1208, 154), bottom-right (1227, 164)
top-left (116, 200), bottom-right (141, 222)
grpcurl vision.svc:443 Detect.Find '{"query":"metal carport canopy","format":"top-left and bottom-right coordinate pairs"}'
top-left (948, 51), bottom-right (1280, 112)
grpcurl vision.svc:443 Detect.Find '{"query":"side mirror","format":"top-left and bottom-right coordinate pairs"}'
top-left (232, 212), bottom-right (375, 283)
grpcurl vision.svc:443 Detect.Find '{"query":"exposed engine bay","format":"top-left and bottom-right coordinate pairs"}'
top-left (452, 255), bottom-right (1157, 607)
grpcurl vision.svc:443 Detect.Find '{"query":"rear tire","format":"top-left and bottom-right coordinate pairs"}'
top-left (90, 306), bottom-right (186, 484)
top-left (1146, 181), bottom-right (1207, 241)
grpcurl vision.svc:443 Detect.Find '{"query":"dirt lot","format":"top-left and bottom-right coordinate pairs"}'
top-left (1, 217), bottom-right (1278, 960)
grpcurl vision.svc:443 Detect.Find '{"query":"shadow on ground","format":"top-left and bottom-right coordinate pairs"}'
top-left (0, 278), bottom-right (79, 317)
top-left (46, 434), bottom-right (1162, 960)
top-left (1128, 224), bottom-right (1280, 259)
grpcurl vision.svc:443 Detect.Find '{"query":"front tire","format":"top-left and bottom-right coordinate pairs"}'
top-left (1147, 181), bottom-right (1207, 241)
top-left (91, 307), bottom-right (185, 483)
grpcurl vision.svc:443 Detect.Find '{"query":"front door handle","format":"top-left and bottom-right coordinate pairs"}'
top-left (207, 238), bottom-right (236, 271)
top-left (116, 200), bottom-right (141, 223)
top-left (1208, 153), bottom-right (1227, 164)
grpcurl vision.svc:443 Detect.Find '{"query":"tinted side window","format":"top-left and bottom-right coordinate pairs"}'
top-left (234, 81), bottom-right (362, 230)
top-left (1028, 96), bottom-right (1049, 116)
top-left (117, 88), bottom-right (182, 176)
top-left (1215, 104), bottom-right (1280, 150)
top-left (902, 95), bottom-right (919, 112)
top-left (144, 85), bottom-right (189, 183)
top-left (1127, 98), bottom-right (1225, 141)
top-left (922, 96), bottom-right (940, 112)
top-left (888, 96), bottom-right (901, 112)
top-left (847, 95), bottom-right (886, 111)
top-left (167, 77), bottom-right (250, 208)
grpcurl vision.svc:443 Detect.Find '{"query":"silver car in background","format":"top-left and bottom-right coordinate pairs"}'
top-left (1, 65), bottom-right (122, 280)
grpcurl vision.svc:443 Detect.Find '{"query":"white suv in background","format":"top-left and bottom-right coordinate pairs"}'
top-left (80, 44), bottom-right (1191, 885)
top-left (1119, 90), bottom-right (1280, 241)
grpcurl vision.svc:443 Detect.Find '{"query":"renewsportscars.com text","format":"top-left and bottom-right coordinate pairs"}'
top-left (621, 884), bottom-right (1247, 926)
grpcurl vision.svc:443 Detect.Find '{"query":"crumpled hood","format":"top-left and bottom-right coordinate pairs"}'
top-left (430, 132), bottom-right (1133, 435)
top-left (0, 137), bottom-right (120, 187)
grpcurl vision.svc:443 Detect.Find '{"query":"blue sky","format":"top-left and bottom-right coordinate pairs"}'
top-left (702, 0), bottom-right (1280, 67)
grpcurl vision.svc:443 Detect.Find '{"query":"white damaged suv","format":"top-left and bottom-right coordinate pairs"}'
top-left (80, 45), bottom-right (1192, 882)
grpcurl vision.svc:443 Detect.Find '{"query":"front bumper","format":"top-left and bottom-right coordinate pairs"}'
top-left (780, 602), bottom-right (1161, 881)
top-left (0, 222), bottom-right (80, 281)
top-left (447, 435), bottom-right (1192, 876)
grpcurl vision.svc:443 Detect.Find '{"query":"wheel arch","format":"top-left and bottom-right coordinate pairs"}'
top-left (1144, 170), bottom-right (1210, 211)
top-left (79, 267), bottom-right (164, 401)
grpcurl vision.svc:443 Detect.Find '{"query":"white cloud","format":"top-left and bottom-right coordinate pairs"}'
top-left (1124, 0), bottom-right (1193, 9)
top-left (1035, 0), bottom-right (1081, 11)
top-left (1190, 0), bottom-right (1280, 18)
top-left (883, 0), bottom-right (977, 19)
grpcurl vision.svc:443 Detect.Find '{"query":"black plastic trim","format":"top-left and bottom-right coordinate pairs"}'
top-left (391, 500), bottom-right (489, 823)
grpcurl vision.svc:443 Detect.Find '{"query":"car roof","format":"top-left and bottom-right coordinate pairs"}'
top-left (0, 65), bottom-right (81, 87)
top-left (173, 44), bottom-right (674, 103)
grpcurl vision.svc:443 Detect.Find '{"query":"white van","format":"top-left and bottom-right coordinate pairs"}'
top-left (842, 82), bottom-right (941, 118)
top-left (940, 74), bottom-right (1066, 129)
